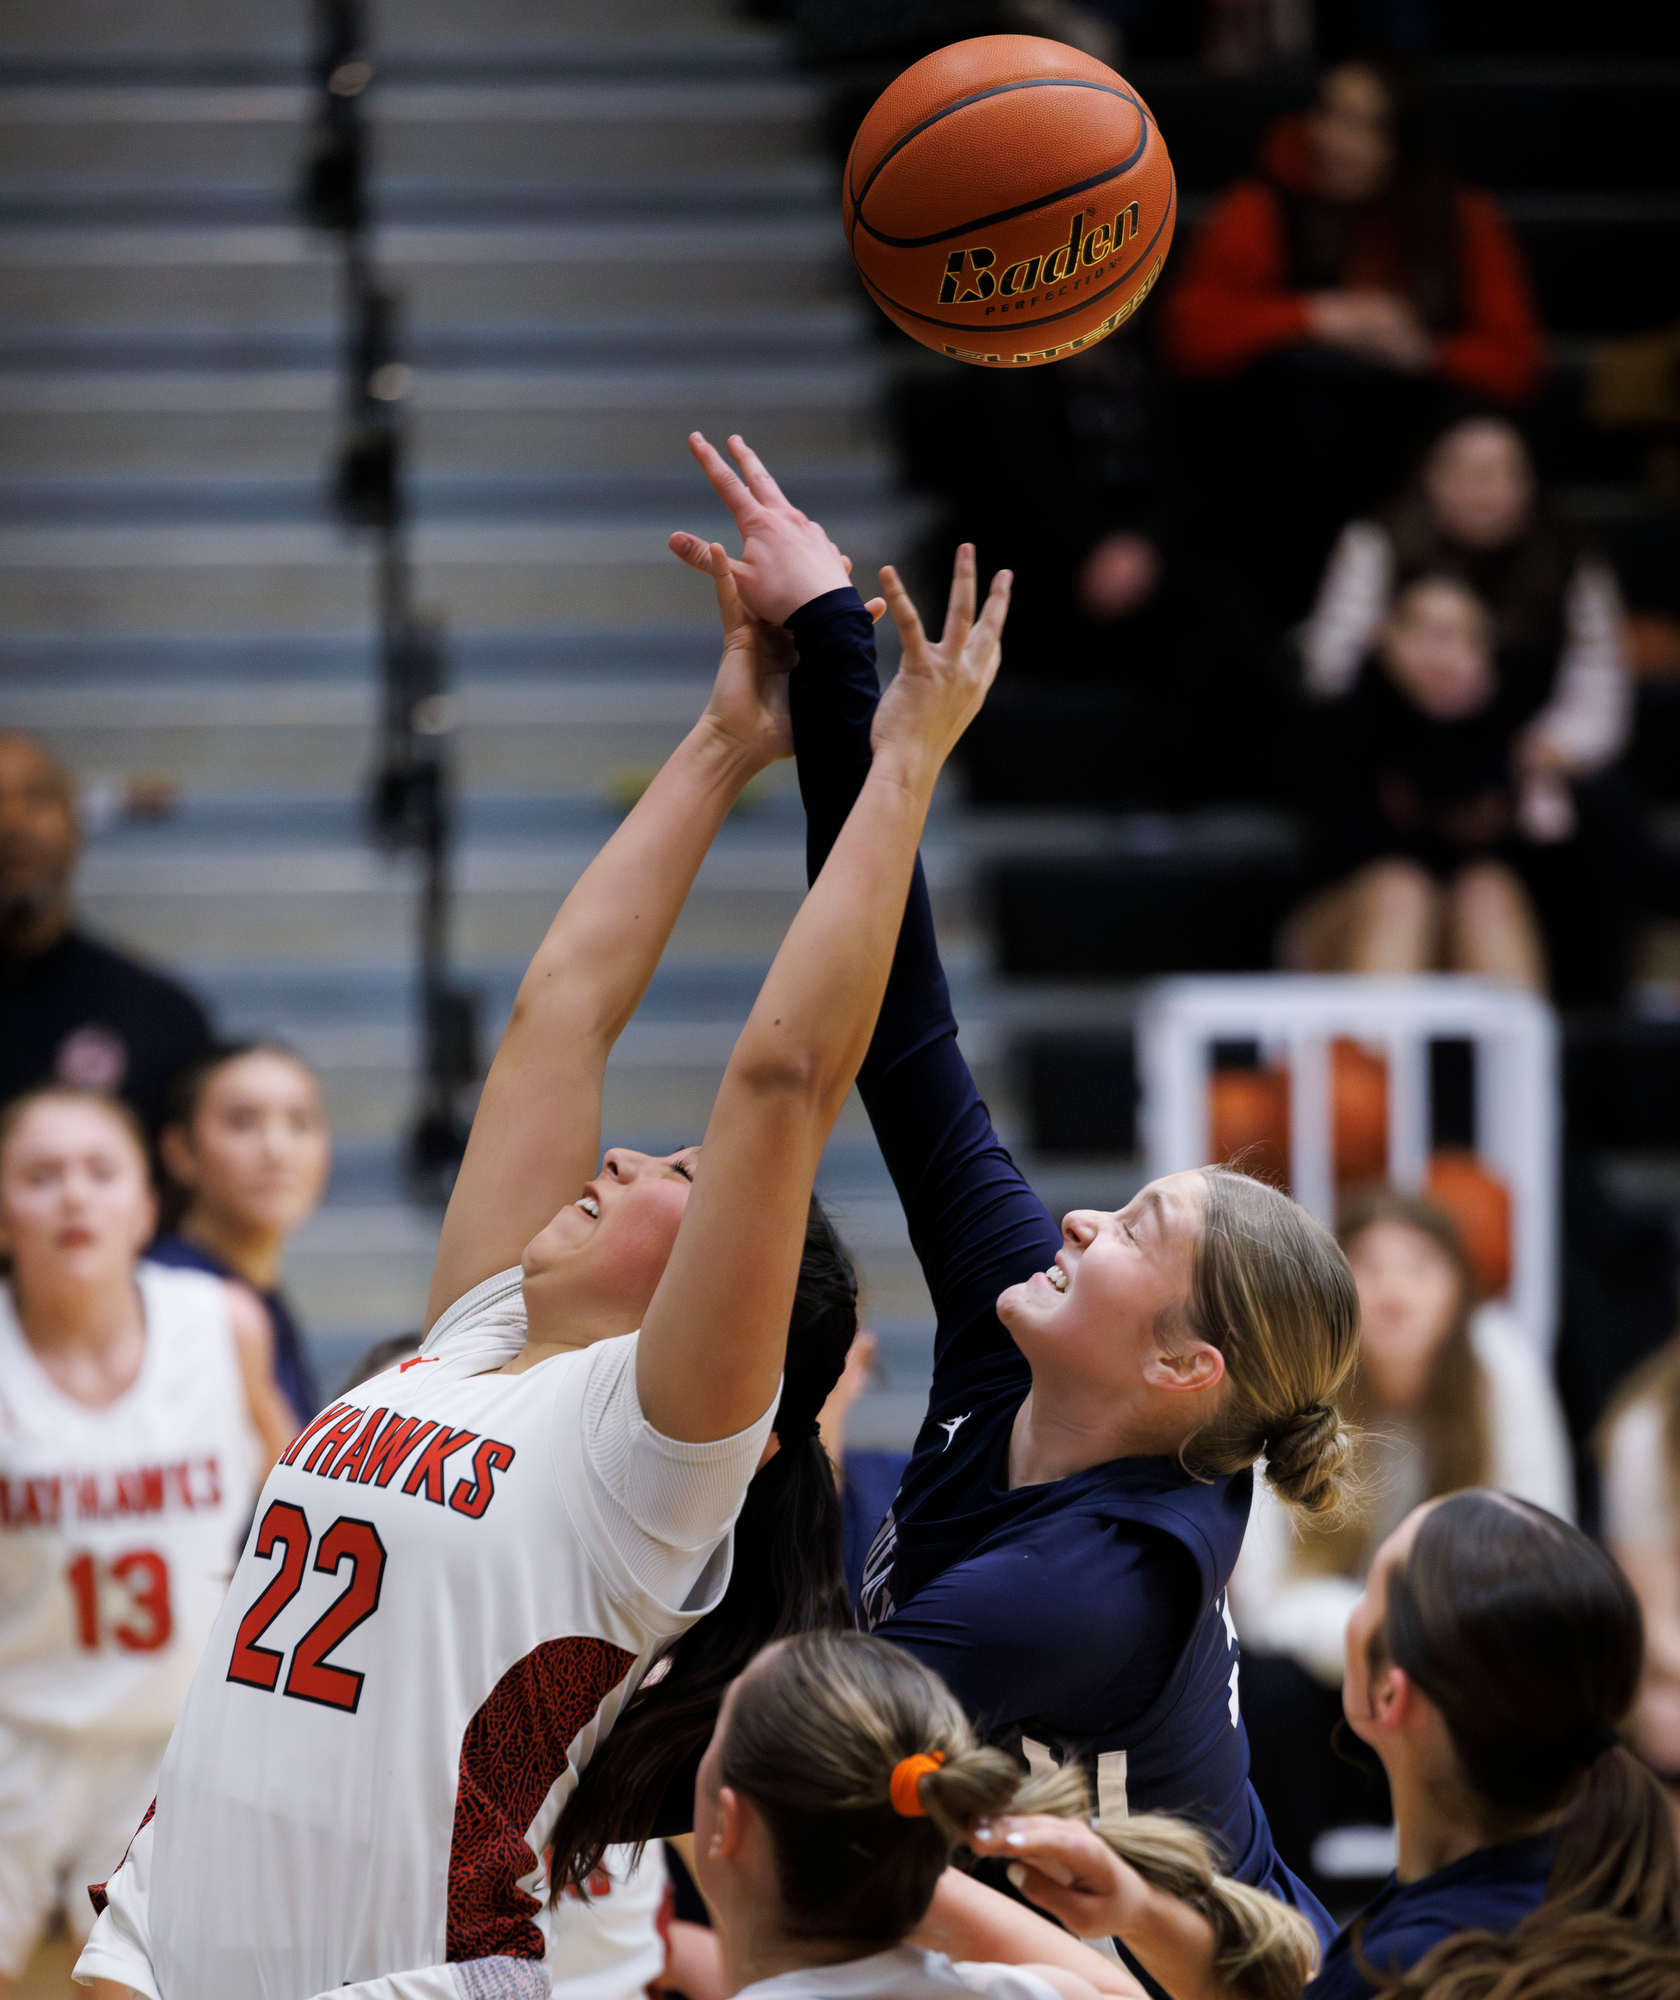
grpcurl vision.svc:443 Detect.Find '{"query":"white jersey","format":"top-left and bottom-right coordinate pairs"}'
top-left (80, 1267), bottom-right (774, 2000)
top-left (0, 1261), bottom-right (260, 1748)
top-left (736, 1945), bottom-right (1067, 2000)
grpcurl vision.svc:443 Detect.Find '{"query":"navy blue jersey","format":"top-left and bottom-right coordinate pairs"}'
top-left (787, 589), bottom-right (1331, 1944)
top-left (147, 1235), bottom-right (321, 1422)
top-left (1308, 1833), bottom-right (1555, 2000)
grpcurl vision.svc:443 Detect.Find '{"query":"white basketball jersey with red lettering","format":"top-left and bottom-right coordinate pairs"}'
top-left (0, 1261), bottom-right (260, 1746)
top-left (94, 1270), bottom-right (733, 2000)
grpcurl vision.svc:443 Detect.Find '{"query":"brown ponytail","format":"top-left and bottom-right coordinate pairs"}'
top-left (718, 1629), bottom-right (1088, 1950)
top-left (1179, 1168), bottom-right (1362, 1520)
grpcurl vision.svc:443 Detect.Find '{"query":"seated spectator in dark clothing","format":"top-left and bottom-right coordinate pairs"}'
top-left (1157, 57), bottom-right (1547, 622)
top-left (895, 332), bottom-right (1277, 808)
top-left (0, 732), bottom-right (213, 1133)
top-left (1290, 416), bottom-right (1635, 998)
top-left (152, 1042), bottom-right (332, 1424)
top-left (1284, 575), bottom-right (1558, 987)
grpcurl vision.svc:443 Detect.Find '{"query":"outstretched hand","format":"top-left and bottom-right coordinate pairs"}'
top-left (968, 1816), bottom-right (1144, 1941)
top-left (870, 543), bottom-right (1010, 779)
top-left (669, 431), bottom-right (886, 626)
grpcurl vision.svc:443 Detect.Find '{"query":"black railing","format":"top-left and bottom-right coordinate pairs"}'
top-left (301, 0), bottom-right (479, 1197)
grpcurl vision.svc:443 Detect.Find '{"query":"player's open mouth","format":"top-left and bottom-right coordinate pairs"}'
top-left (1046, 1263), bottom-right (1069, 1293)
top-left (576, 1195), bottom-right (600, 1219)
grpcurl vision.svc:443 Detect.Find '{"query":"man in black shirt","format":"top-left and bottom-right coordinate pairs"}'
top-left (0, 731), bottom-right (213, 1131)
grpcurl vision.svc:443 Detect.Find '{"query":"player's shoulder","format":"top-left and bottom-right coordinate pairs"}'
top-left (419, 1264), bottom-right (529, 1371)
top-left (136, 1258), bottom-right (234, 1335)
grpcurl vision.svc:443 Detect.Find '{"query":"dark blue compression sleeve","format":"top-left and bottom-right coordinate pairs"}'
top-left (785, 588), bottom-right (1060, 1373)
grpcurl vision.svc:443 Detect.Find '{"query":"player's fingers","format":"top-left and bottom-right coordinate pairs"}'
top-left (942, 542), bottom-right (978, 648)
top-left (688, 431), bottom-right (758, 523)
top-left (970, 1812), bottom-right (1106, 1882)
top-left (703, 543), bottom-right (750, 631)
top-left (969, 567), bottom-right (1013, 657)
top-left (878, 565), bottom-right (927, 653)
top-left (727, 433), bottom-right (792, 510)
top-left (864, 596), bottom-right (888, 624)
top-left (1002, 1863), bottom-right (1103, 1937)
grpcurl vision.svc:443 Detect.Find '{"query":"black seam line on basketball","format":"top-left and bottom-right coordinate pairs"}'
top-left (856, 137), bottom-right (1154, 250)
top-left (851, 76), bottom-right (1146, 229)
top-left (865, 168), bottom-right (1174, 336)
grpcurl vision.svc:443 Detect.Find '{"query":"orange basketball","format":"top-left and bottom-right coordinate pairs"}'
top-left (1332, 1039), bottom-right (1389, 1190)
top-left (843, 35), bottom-right (1176, 369)
top-left (1427, 1149), bottom-right (1513, 1301)
top-left (1209, 1068), bottom-right (1290, 1190)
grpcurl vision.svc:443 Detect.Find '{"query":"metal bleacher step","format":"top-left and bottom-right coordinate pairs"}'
top-left (0, 0), bottom-right (982, 1429)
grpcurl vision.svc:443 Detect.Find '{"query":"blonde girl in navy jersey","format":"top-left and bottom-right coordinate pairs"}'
top-left (672, 438), bottom-right (1359, 1957)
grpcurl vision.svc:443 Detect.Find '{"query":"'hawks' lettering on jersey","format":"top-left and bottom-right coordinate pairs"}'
top-left (79, 1266), bottom-right (774, 2000)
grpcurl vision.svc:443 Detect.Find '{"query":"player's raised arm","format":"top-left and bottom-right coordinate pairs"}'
top-left (638, 444), bottom-right (1009, 1441)
top-left (425, 554), bottom-right (826, 1327)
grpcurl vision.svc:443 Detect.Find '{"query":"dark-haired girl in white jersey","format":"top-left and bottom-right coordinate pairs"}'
top-left (80, 449), bottom-right (1010, 2000)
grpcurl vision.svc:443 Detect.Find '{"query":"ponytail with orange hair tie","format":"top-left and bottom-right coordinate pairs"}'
top-left (889, 1751), bottom-right (945, 1817)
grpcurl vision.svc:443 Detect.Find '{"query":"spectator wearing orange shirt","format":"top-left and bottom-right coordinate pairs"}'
top-left (1158, 57), bottom-right (1547, 623)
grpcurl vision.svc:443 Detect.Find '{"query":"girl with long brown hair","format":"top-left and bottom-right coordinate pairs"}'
top-left (972, 1491), bottom-right (1680, 2000)
top-left (687, 1628), bottom-right (1311, 2000)
top-left (1599, 1333), bottom-right (1680, 1781)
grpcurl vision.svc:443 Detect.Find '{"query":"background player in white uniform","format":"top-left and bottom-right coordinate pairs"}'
top-left (0, 1085), bottom-right (292, 1999)
top-left (79, 435), bottom-right (1012, 2000)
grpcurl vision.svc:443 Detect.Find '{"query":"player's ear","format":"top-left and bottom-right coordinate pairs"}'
top-left (1142, 1337), bottom-right (1224, 1395)
top-left (710, 1784), bottom-right (746, 1862)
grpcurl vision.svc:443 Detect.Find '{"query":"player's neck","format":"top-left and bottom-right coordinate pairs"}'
top-left (716, 1910), bottom-right (871, 1994)
top-left (11, 1265), bottom-right (146, 1403)
top-left (1008, 1374), bottom-right (1193, 1487)
top-left (178, 1208), bottom-right (283, 1292)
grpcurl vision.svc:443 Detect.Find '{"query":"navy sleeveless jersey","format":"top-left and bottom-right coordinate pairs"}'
top-left (788, 588), bottom-right (1332, 1946)
top-left (1308, 1832), bottom-right (1555, 1999)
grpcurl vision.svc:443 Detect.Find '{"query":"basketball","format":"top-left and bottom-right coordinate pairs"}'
top-left (1209, 1066), bottom-right (1290, 1189)
top-left (1331, 1038), bottom-right (1389, 1189)
top-left (842, 35), bottom-right (1176, 369)
top-left (1428, 1148), bottom-right (1513, 1300)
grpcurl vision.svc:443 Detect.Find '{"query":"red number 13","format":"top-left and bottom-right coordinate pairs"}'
top-left (65, 1550), bottom-right (173, 1653)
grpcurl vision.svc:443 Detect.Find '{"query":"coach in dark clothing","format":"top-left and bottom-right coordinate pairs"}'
top-left (0, 731), bottom-right (213, 1129)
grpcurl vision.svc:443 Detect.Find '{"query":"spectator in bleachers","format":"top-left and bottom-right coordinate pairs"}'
top-left (1157, 56), bottom-right (1546, 620)
top-left (1232, 1189), bottom-right (1573, 1899)
top-left (1284, 415), bottom-right (1634, 995)
top-left (894, 336), bottom-right (1278, 807)
top-left (1598, 1337), bottom-right (1680, 1785)
top-left (0, 733), bottom-right (213, 1136)
top-left (151, 1042), bottom-right (331, 1424)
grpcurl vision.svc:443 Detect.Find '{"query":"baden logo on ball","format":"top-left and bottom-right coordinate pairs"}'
top-left (845, 34), bottom-right (1176, 370)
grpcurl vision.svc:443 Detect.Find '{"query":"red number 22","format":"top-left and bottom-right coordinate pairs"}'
top-left (227, 1502), bottom-right (386, 1714)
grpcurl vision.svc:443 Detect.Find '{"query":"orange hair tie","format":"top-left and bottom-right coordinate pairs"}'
top-left (889, 1751), bottom-right (945, 1817)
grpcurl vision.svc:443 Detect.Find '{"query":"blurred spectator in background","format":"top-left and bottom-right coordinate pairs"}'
top-left (152, 1043), bottom-right (331, 1424)
top-left (1158, 56), bottom-right (1546, 622)
top-left (0, 733), bottom-right (213, 1135)
top-left (1599, 1335), bottom-right (1680, 1785)
top-left (895, 334), bottom-right (1278, 807)
top-left (1283, 416), bottom-right (1634, 997)
top-left (1233, 1188), bottom-right (1574, 1899)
